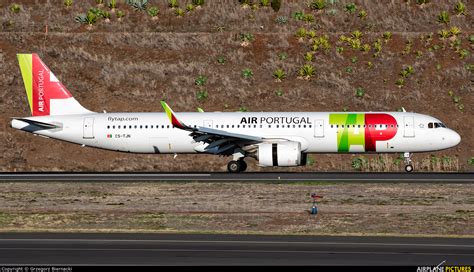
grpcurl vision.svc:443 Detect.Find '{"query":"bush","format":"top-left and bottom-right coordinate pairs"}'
top-left (147, 6), bottom-right (159, 17)
top-left (275, 88), bottom-right (284, 97)
top-left (168, 0), bottom-right (179, 8)
top-left (304, 52), bottom-right (314, 62)
top-left (416, 0), bottom-right (430, 4)
top-left (345, 3), bottom-right (357, 13)
top-left (175, 8), bottom-right (185, 16)
top-left (303, 14), bottom-right (315, 23)
top-left (351, 157), bottom-right (367, 171)
top-left (195, 75), bottom-right (207, 86)
top-left (126, 0), bottom-right (148, 11)
top-left (299, 64), bottom-right (315, 79)
top-left (358, 10), bottom-right (367, 19)
top-left (108, 0), bottom-right (117, 9)
top-left (276, 16), bottom-right (288, 24)
top-left (295, 27), bottom-right (307, 39)
top-left (438, 11), bottom-right (450, 24)
top-left (196, 90), bottom-right (208, 101)
top-left (278, 52), bottom-right (288, 61)
top-left (64, 0), bottom-right (73, 8)
top-left (10, 4), bottom-right (21, 13)
top-left (355, 87), bottom-right (365, 98)
top-left (242, 68), bottom-right (253, 79)
top-left (216, 55), bottom-right (226, 65)
top-left (292, 10), bottom-right (305, 20)
top-left (454, 1), bottom-right (466, 15)
top-left (271, 0), bottom-right (281, 12)
top-left (310, 0), bottom-right (326, 10)
top-left (186, 4), bottom-right (194, 12)
top-left (116, 10), bottom-right (125, 19)
top-left (239, 106), bottom-right (248, 112)
top-left (468, 157), bottom-right (474, 166)
top-left (260, 0), bottom-right (270, 7)
top-left (192, 0), bottom-right (205, 6)
top-left (273, 69), bottom-right (286, 81)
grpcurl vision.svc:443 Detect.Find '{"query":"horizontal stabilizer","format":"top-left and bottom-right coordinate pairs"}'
top-left (12, 118), bottom-right (60, 129)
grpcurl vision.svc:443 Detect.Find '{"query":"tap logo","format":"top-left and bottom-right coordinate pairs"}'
top-left (329, 113), bottom-right (398, 152)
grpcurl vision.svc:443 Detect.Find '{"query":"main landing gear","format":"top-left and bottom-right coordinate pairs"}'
top-left (404, 152), bottom-right (414, 172)
top-left (227, 159), bottom-right (247, 173)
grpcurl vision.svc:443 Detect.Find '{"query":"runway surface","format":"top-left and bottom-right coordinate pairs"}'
top-left (0, 172), bottom-right (472, 183)
top-left (0, 233), bottom-right (472, 265)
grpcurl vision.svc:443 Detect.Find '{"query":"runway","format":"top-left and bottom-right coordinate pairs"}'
top-left (0, 172), bottom-right (472, 182)
top-left (0, 233), bottom-right (472, 265)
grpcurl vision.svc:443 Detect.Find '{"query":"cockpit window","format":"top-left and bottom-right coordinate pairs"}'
top-left (428, 122), bottom-right (433, 128)
top-left (440, 123), bottom-right (446, 128)
top-left (434, 123), bottom-right (441, 128)
top-left (429, 122), bottom-right (447, 129)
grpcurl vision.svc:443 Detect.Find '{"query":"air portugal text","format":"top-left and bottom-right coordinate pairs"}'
top-left (240, 116), bottom-right (310, 125)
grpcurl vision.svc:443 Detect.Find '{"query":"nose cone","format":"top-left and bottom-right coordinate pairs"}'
top-left (450, 130), bottom-right (461, 147)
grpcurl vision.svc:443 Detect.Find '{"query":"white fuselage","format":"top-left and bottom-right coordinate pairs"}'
top-left (11, 111), bottom-right (461, 154)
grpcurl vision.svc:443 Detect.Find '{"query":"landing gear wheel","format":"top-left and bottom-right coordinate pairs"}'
top-left (403, 152), bottom-right (414, 173)
top-left (239, 160), bottom-right (247, 172)
top-left (227, 160), bottom-right (242, 173)
top-left (405, 164), bottom-right (414, 172)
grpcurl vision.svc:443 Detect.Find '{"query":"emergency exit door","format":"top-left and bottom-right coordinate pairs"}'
top-left (83, 117), bottom-right (95, 139)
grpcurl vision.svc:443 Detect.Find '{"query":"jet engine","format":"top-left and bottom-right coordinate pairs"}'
top-left (257, 141), bottom-right (303, 167)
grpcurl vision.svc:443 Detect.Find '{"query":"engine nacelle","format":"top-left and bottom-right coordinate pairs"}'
top-left (257, 141), bottom-right (302, 167)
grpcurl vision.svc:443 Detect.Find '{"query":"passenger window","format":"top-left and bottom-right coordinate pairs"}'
top-left (254, 125), bottom-right (257, 128)
top-left (227, 125), bottom-right (229, 128)
top-left (145, 125), bottom-right (148, 129)
top-left (134, 125), bottom-right (137, 129)
top-left (118, 125), bottom-right (121, 129)
top-left (113, 125), bottom-right (115, 129)
top-left (276, 125), bottom-right (279, 128)
top-left (167, 125), bottom-right (170, 128)
top-left (107, 125), bottom-right (110, 129)
top-left (331, 125), bottom-right (333, 128)
top-left (129, 125), bottom-right (132, 129)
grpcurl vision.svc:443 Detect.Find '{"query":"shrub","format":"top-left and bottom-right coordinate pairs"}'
top-left (292, 11), bottom-right (305, 20)
top-left (345, 66), bottom-right (353, 73)
top-left (459, 49), bottom-right (469, 59)
top-left (216, 55), bottom-right (226, 65)
top-left (242, 68), bottom-right (253, 79)
top-left (116, 9), bottom-right (125, 19)
top-left (416, 0), bottom-right (431, 4)
top-left (175, 8), bottom-right (185, 16)
top-left (64, 0), bottom-right (73, 8)
top-left (186, 4), bottom-right (194, 12)
top-left (373, 39), bottom-right (382, 53)
top-left (299, 64), bottom-right (315, 79)
top-left (96, 0), bottom-right (104, 4)
top-left (295, 27), bottom-right (307, 39)
top-left (361, 44), bottom-right (370, 52)
top-left (239, 106), bottom-right (248, 112)
top-left (196, 90), bottom-right (208, 101)
top-left (310, 0), bottom-right (326, 10)
top-left (168, 0), bottom-right (179, 8)
top-left (351, 56), bottom-right (358, 63)
top-left (304, 52), bottom-right (314, 62)
top-left (10, 4), bottom-right (21, 13)
top-left (468, 157), bottom-right (474, 166)
top-left (278, 52), bottom-right (288, 61)
top-left (102, 11), bottom-right (111, 21)
top-left (126, 0), bottom-right (148, 11)
top-left (355, 87), bottom-right (365, 98)
top-left (108, 0), bottom-right (117, 10)
top-left (273, 69), bottom-right (286, 81)
top-left (195, 75), bottom-right (207, 86)
top-left (276, 16), bottom-right (288, 24)
top-left (352, 30), bottom-right (362, 39)
top-left (358, 10), bottom-right (367, 19)
top-left (192, 0), bottom-right (205, 6)
top-left (395, 78), bottom-right (405, 88)
top-left (438, 11), bottom-right (450, 24)
top-left (336, 47), bottom-right (344, 54)
top-left (344, 3), bottom-right (357, 13)
top-left (306, 30), bottom-right (317, 40)
top-left (438, 29), bottom-right (450, 39)
top-left (303, 14), bottom-right (315, 23)
top-left (240, 32), bottom-right (255, 42)
top-left (260, 0), bottom-right (270, 7)
top-left (147, 6), bottom-right (159, 17)
top-left (454, 1), bottom-right (466, 15)
top-left (271, 0), bottom-right (281, 12)
top-left (450, 26), bottom-right (461, 36)
top-left (383, 31), bottom-right (392, 42)
top-left (351, 156), bottom-right (367, 171)
top-left (275, 88), bottom-right (284, 97)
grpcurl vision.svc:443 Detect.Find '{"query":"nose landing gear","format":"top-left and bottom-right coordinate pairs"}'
top-left (227, 159), bottom-right (247, 173)
top-left (404, 152), bottom-right (414, 172)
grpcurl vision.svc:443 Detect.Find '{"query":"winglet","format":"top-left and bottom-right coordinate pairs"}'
top-left (160, 101), bottom-right (187, 129)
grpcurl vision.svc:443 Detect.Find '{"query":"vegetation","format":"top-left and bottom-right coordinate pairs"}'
top-left (186, 4), bottom-right (194, 12)
top-left (355, 87), bottom-right (365, 98)
top-left (175, 8), bottom-right (185, 16)
top-left (116, 10), bottom-right (125, 19)
top-left (241, 68), bottom-right (253, 79)
top-left (195, 75), bottom-right (207, 86)
top-left (299, 64), bottom-right (315, 79)
top-left (454, 1), bottom-right (466, 16)
top-left (192, 0), bottom-right (205, 6)
top-left (168, 0), bottom-right (179, 8)
top-left (196, 90), bottom-right (208, 101)
top-left (383, 31), bottom-right (392, 42)
top-left (216, 55), bottom-right (226, 65)
top-left (468, 157), bottom-right (474, 166)
top-left (147, 6), bottom-right (159, 18)
top-left (438, 11), bottom-right (450, 24)
top-left (344, 3), bottom-right (357, 13)
top-left (271, 0), bottom-right (281, 12)
top-left (126, 0), bottom-right (148, 11)
top-left (358, 10), bottom-right (367, 19)
top-left (304, 52), bottom-right (314, 62)
top-left (278, 52), bottom-right (288, 61)
top-left (276, 16), bottom-right (288, 24)
top-left (10, 4), bottom-right (21, 13)
top-left (275, 88), bottom-right (283, 97)
top-left (310, 0), bottom-right (326, 11)
top-left (273, 69), bottom-right (286, 81)
top-left (239, 32), bottom-right (254, 46)
top-left (108, 0), bottom-right (117, 10)
top-left (351, 156), bottom-right (367, 171)
top-left (64, 0), bottom-right (73, 8)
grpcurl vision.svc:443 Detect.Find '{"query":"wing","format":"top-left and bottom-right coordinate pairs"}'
top-left (160, 101), bottom-right (263, 155)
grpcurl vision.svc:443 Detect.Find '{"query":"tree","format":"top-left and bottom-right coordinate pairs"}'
top-left (271, 0), bottom-right (281, 12)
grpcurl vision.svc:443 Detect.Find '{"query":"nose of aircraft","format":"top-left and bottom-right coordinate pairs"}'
top-left (449, 129), bottom-right (461, 147)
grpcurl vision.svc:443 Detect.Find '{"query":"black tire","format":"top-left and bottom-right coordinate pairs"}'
top-left (227, 160), bottom-right (241, 173)
top-left (239, 160), bottom-right (247, 172)
top-left (405, 164), bottom-right (414, 172)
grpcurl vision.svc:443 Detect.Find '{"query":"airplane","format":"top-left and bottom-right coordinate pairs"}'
top-left (11, 53), bottom-right (461, 173)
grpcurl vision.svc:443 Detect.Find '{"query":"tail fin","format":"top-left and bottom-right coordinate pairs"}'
top-left (17, 53), bottom-right (93, 116)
